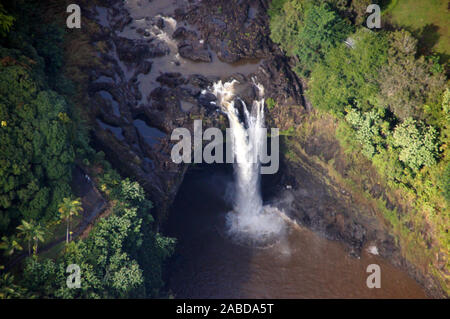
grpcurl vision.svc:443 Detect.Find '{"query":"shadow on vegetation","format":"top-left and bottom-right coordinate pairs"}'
top-left (417, 24), bottom-right (441, 54)
top-left (383, 18), bottom-right (449, 67)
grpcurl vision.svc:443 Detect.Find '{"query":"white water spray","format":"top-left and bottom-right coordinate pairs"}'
top-left (209, 80), bottom-right (286, 244)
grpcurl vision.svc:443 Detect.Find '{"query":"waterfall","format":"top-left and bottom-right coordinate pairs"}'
top-left (209, 80), bottom-right (285, 244)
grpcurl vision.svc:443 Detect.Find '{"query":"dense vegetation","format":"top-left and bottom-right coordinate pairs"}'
top-left (269, 0), bottom-right (448, 293)
top-left (0, 1), bottom-right (174, 298)
top-left (0, 1), bottom-right (76, 236)
top-left (9, 167), bottom-right (175, 298)
top-left (385, 0), bottom-right (449, 58)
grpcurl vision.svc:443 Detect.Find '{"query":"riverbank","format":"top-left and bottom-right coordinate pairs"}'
top-left (165, 164), bottom-right (428, 298)
top-left (271, 109), bottom-right (446, 298)
top-left (60, 0), bottom-right (447, 298)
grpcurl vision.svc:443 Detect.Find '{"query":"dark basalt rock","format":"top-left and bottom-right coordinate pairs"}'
top-left (172, 27), bottom-right (197, 41)
top-left (82, 0), bottom-right (446, 299)
top-left (156, 72), bottom-right (186, 88)
top-left (114, 37), bottom-right (168, 63)
top-left (156, 16), bottom-right (165, 29)
top-left (111, 9), bottom-right (132, 31)
top-left (86, 0), bottom-right (307, 226)
top-left (180, 0), bottom-right (270, 63)
top-left (286, 163), bottom-right (369, 258)
top-left (114, 37), bottom-right (147, 62)
top-left (198, 92), bottom-right (217, 109)
top-left (178, 44), bottom-right (212, 62)
top-left (134, 61), bottom-right (152, 77)
top-left (188, 74), bottom-right (212, 89)
top-left (252, 57), bottom-right (303, 107)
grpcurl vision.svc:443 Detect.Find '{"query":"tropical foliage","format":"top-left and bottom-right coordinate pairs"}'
top-left (0, 1), bottom-right (76, 235)
top-left (18, 172), bottom-right (175, 298)
top-left (0, 1), bottom-right (175, 299)
top-left (58, 197), bottom-right (83, 243)
top-left (269, 0), bottom-right (449, 294)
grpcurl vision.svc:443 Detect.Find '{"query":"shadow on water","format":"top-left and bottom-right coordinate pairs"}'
top-left (164, 162), bottom-right (428, 298)
top-left (165, 163), bottom-right (255, 298)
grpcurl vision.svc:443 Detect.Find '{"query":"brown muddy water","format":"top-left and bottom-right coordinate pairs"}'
top-left (165, 166), bottom-right (427, 299)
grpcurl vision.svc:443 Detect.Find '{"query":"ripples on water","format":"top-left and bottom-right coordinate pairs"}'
top-left (166, 167), bottom-right (428, 299)
top-left (99, 0), bottom-right (428, 300)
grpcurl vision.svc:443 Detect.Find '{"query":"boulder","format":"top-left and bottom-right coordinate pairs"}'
top-left (156, 72), bottom-right (185, 88)
top-left (178, 44), bottom-right (212, 62)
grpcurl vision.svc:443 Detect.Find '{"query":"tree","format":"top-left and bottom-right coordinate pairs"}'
top-left (59, 206), bottom-right (146, 298)
top-left (392, 118), bottom-right (439, 171)
top-left (0, 4), bottom-right (14, 37)
top-left (31, 223), bottom-right (46, 255)
top-left (58, 197), bottom-right (83, 243)
top-left (13, 173), bottom-right (175, 299)
top-left (0, 64), bottom-right (75, 233)
top-left (270, 0), bottom-right (352, 76)
top-left (0, 235), bottom-right (22, 256)
top-left (377, 30), bottom-right (446, 120)
top-left (345, 109), bottom-right (384, 158)
top-left (308, 28), bottom-right (388, 113)
top-left (16, 220), bottom-right (33, 256)
top-left (20, 257), bottom-right (58, 297)
top-left (0, 1), bottom-right (77, 235)
top-left (16, 219), bottom-right (46, 255)
top-left (268, 0), bottom-right (289, 18)
top-left (349, 0), bottom-right (372, 25)
top-left (0, 273), bottom-right (29, 299)
top-left (443, 163), bottom-right (450, 203)
top-left (270, 0), bottom-right (306, 56)
top-left (294, 1), bottom-right (352, 75)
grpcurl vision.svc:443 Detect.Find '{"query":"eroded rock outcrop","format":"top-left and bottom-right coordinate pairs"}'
top-left (83, 0), bottom-right (304, 222)
top-left (78, 0), bottom-right (444, 297)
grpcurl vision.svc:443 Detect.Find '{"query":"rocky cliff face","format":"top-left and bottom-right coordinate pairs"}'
top-left (78, 0), bottom-right (444, 297)
top-left (82, 0), bottom-right (304, 221)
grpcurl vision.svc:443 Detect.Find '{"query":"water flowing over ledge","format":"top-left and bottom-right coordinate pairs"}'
top-left (206, 80), bottom-right (287, 245)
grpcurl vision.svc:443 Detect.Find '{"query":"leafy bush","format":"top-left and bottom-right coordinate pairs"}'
top-left (377, 30), bottom-right (446, 120)
top-left (308, 28), bottom-right (388, 113)
top-left (392, 118), bottom-right (439, 171)
top-left (18, 174), bottom-right (175, 298)
top-left (345, 109), bottom-right (384, 158)
top-left (266, 97), bottom-right (276, 110)
top-left (0, 64), bottom-right (74, 231)
top-left (0, 4), bottom-right (14, 37)
top-left (270, 0), bottom-right (352, 76)
top-left (442, 163), bottom-right (450, 203)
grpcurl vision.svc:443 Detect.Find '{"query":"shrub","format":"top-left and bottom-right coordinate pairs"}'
top-left (442, 163), bottom-right (450, 203)
top-left (345, 109), bottom-right (383, 158)
top-left (270, 0), bottom-right (352, 76)
top-left (266, 97), bottom-right (276, 110)
top-left (392, 118), bottom-right (439, 171)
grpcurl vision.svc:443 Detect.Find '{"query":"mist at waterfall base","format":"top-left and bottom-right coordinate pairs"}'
top-left (165, 82), bottom-right (427, 299)
top-left (208, 80), bottom-right (287, 246)
top-left (165, 146), bottom-right (427, 298)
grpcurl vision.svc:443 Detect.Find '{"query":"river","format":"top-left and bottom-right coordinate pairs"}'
top-left (96, 0), bottom-right (429, 299)
top-left (165, 165), bottom-right (427, 298)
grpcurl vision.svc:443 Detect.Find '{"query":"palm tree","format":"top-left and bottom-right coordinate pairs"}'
top-left (58, 197), bottom-right (83, 243)
top-left (0, 235), bottom-right (23, 257)
top-left (16, 220), bottom-right (46, 256)
top-left (16, 220), bottom-right (34, 256)
top-left (30, 223), bottom-right (46, 255)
